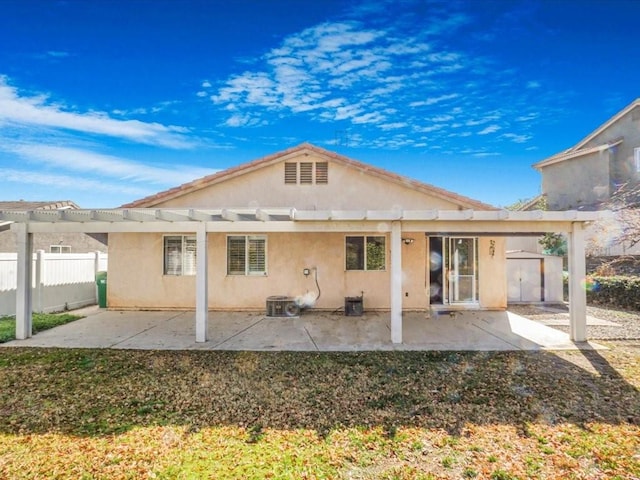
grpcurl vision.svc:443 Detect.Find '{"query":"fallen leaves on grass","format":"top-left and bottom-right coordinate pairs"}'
top-left (0, 344), bottom-right (638, 478)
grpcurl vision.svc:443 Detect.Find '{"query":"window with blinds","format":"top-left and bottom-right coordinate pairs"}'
top-left (164, 235), bottom-right (197, 276)
top-left (283, 161), bottom-right (328, 184)
top-left (227, 235), bottom-right (267, 275)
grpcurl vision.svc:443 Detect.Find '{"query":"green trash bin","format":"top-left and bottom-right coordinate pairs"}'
top-left (96, 271), bottom-right (107, 308)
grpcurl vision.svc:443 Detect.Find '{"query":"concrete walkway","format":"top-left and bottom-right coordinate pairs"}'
top-left (1, 307), bottom-right (604, 351)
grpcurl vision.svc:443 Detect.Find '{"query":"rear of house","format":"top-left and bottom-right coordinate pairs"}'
top-left (108, 144), bottom-right (507, 313)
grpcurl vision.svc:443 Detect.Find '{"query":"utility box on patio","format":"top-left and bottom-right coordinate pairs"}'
top-left (344, 296), bottom-right (363, 316)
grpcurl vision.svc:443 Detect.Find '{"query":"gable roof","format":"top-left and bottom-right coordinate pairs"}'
top-left (0, 200), bottom-right (79, 210)
top-left (123, 143), bottom-right (496, 210)
top-left (533, 98), bottom-right (640, 170)
top-left (0, 200), bottom-right (80, 232)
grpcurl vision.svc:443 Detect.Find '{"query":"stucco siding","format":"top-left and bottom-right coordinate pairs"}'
top-left (478, 237), bottom-right (507, 309)
top-left (581, 108), bottom-right (640, 187)
top-left (108, 231), bottom-right (431, 311)
top-left (153, 152), bottom-right (460, 211)
top-left (108, 231), bottom-right (504, 311)
top-left (542, 151), bottom-right (610, 210)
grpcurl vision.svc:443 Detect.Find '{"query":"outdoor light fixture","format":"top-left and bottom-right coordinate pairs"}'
top-left (402, 238), bottom-right (415, 245)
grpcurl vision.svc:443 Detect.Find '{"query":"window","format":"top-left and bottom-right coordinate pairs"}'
top-left (635, 147), bottom-right (640, 172)
top-left (227, 235), bottom-right (267, 275)
top-left (164, 235), bottom-right (196, 275)
top-left (283, 161), bottom-right (329, 184)
top-left (346, 236), bottom-right (386, 271)
top-left (50, 245), bottom-right (71, 253)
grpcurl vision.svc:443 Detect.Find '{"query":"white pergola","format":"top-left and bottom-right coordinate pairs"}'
top-left (2, 208), bottom-right (602, 345)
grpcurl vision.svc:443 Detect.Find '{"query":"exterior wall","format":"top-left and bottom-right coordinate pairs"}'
top-left (0, 230), bottom-right (107, 253)
top-left (154, 152), bottom-right (461, 211)
top-left (506, 236), bottom-right (542, 254)
top-left (108, 231), bottom-right (505, 311)
top-left (478, 237), bottom-right (507, 309)
top-left (541, 151), bottom-right (611, 210)
top-left (108, 231), bottom-right (430, 311)
top-left (580, 106), bottom-right (640, 187)
top-left (540, 105), bottom-right (640, 210)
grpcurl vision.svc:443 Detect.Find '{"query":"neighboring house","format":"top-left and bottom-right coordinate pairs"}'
top-left (533, 98), bottom-right (640, 256)
top-left (0, 201), bottom-right (108, 253)
top-left (533, 98), bottom-right (640, 211)
top-left (112, 143), bottom-right (506, 313)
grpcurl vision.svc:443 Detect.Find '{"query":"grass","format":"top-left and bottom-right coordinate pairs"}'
top-left (0, 313), bottom-right (82, 343)
top-left (0, 343), bottom-right (638, 478)
top-left (0, 312), bottom-right (81, 343)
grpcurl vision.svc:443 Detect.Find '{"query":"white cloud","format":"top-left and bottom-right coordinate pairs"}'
top-left (0, 76), bottom-right (194, 149)
top-left (3, 168), bottom-right (151, 196)
top-left (501, 132), bottom-right (532, 143)
top-left (5, 144), bottom-right (214, 185)
top-left (410, 93), bottom-right (460, 107)
top-left (478, 124), bottom-right (501, 135)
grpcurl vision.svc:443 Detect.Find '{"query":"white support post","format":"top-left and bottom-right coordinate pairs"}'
top-left (390, 221), bottom-right (403, 343)
top-left (13, 223), bottom-right (33, 339)
top-left (195, 224), bottom-right (208, 343)
top-left (35, 250), bottom-right (45, 313)
top-left (568, 222), bottom-right (587, 342)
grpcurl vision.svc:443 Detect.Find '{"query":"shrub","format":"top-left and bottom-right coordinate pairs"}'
top-left (586, 275), bottom-right (640, 310)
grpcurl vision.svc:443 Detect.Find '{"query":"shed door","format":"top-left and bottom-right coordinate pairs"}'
top-left (507, 258), bottom-right (543, 302)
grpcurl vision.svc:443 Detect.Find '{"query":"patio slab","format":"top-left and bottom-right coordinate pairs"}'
top-left (1, 307), bottom-right (604, 351)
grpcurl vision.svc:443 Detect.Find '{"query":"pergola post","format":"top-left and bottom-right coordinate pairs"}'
top-left (195, 223), bottom-right (208, 343)
top-left (568, 222), bottom-right (587, 342)
top-left (390, 221), bottom-right (403, 343)
top-left (13, 223), bottom-right (33, 339)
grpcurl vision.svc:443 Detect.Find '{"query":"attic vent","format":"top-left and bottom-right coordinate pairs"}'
top-left (300, 162), bottom-right (313, 184)
top-left (284, 161), bottom-right (328, 185)
top-left (284, 162), bottom-right (297, 184)
top-left (316, 162), bottom-right (328, 184)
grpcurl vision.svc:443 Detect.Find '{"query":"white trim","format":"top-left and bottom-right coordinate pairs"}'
top-left (635, 147), bottom-right (640, 172)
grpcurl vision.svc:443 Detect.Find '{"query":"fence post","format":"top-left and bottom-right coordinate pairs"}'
top-left (94, 251), bottom-right (101, 304)
top-left (35, 250), bottom-right (45, 313)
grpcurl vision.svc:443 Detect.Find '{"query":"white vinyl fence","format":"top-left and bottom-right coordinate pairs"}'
top-left (0, 251), bottom-right (108, 316)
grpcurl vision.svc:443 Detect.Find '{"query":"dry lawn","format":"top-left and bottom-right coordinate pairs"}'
top-left (0, 342), bottom-right (638, 479)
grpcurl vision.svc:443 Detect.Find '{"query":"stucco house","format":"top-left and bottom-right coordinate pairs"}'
top-left (2, 143), bottom-right (598, 344)
top-left (112, 143), bottom-right (505, 315)
top-left (534, 98), bottom-right (640, 211)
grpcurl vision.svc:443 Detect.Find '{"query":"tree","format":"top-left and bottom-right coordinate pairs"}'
top-left (587, 182), bottom-right (640, 256)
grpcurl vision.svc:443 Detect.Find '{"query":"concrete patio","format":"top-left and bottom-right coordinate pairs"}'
top-left (1, 307), bottom-right (603, 351)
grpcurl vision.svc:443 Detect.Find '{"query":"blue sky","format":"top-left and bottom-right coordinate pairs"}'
top-left (1, 0), bottom-right (638, 209)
